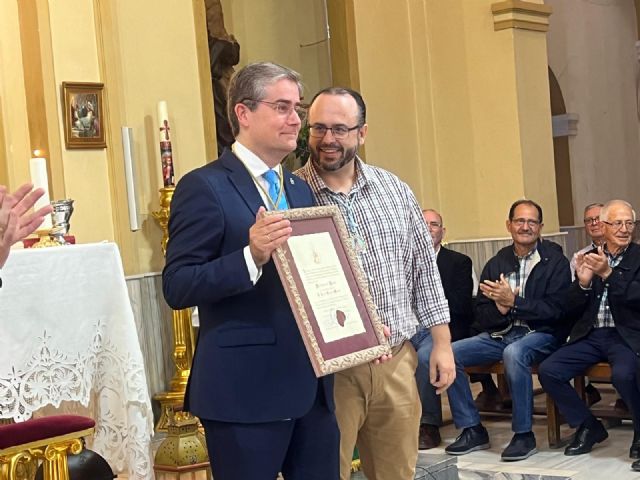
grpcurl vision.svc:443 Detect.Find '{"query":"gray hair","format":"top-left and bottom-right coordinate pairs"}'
top-left (422, 209), bottom-right (443, 226)
top-left (583, 202), bottom-right (604, 215)
top-left (227, 62), bottom-right (303, 136)
top-left (600, 199), bottom-right (637, 222)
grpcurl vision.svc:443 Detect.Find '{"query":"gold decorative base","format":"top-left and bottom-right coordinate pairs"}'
top-left (31, 230), bottom-right (57, 248)
top-left (0, 428), bottom-right (92, 480)
top-left (154, 391), bottom-right (186, 432)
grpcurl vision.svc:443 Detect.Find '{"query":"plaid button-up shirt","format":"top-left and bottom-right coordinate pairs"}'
top-left (509, 247), bottom-right (541, 328)
top-left (295, 157), bottom-right (450, 347)
top-left (595, 248), bottom-right (626, 328)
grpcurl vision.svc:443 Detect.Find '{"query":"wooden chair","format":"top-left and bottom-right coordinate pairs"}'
top-left (0, 415), bottom-right (95, 480)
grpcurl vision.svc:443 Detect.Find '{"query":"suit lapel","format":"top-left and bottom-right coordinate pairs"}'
top-left (221, 151), bottom-right (266, 215)
top-left (282, 169), bottom-right (307, 208)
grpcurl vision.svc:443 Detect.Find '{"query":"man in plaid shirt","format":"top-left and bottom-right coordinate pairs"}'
top-left (539, 200), bottom-right (640, 469)
top-left (295, 87), bottom-right (455, 480)
top-left (436, 200), bottom-right (570, 462)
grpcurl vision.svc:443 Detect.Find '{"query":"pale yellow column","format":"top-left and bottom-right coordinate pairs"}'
top-left (330, 0), bottom-right (557, 239)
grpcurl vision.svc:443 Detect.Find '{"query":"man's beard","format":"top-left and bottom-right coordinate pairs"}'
top-left (309, 142), bottom-right (358, 172)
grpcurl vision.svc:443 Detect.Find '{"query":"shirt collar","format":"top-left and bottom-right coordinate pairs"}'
top-left (514, 243), bottom-right (538, 261)
top-left (300, 155), bottom-right (374, 194)
top-left (232, 141), bottom-right (280, 178)
top-left (604, 244), bottom-right (628, 262)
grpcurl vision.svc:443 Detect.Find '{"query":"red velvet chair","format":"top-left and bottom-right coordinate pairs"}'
top-left (0, 415), bottom-right (95, 480)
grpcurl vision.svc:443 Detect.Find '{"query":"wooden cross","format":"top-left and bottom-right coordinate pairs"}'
top-left (160, 119), bottom-right (171, 140)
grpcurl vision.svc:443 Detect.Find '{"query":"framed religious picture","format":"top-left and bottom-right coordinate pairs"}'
top-left (61, 82), bottom-right (106, 149)
top-left (267, 205), bottom-right (391, 377)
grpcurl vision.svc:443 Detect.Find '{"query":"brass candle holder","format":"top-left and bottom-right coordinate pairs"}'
top-left (152, 186), bottom-right (196, 432)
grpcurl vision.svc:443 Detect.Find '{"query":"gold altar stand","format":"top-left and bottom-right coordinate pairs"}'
top-left (152, 186), bottom-right (196, 432)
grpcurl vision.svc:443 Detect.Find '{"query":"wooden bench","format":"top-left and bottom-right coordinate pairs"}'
top-left (464, 362), bottom-right (629, 448)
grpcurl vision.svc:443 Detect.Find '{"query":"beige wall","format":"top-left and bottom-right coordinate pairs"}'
top-left (346, 0), bottom-right (558, 239)
top-left (0, 1), bottom-right (32, 189)
top-left (547, 0), bottom-right (640, 222)
top-left (220, 0), bottom-right (332, 100)
top-left (49, 1), bottom-right (114, 243)
top-left (0, 0), bottom-right (212, 274)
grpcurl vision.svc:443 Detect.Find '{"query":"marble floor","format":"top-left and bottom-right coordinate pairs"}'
top-left (430, 383), bottom-right (640, 480)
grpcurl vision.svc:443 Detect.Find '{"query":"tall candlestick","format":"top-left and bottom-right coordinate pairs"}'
top-left (157, 100), bottom-right (175, 187)
top-left (29, 157), bottom-right (53, 230)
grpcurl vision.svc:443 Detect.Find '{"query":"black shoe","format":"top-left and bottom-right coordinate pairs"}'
top-left (630, 432), bottom-right (640, 459)
top-left (615, 398), bottom-right (629, 413)
top-left (501, 432), bottom-right (537, 461)
top-left (564, 419), bottom-right (608, 456)
top-left (585, 383), bottom-right (602, 407)
top-left (445, 424), bottom-right (490, 456)
top-left (633, 459), bottom-right (640, 472)
top-left (418, 424), bottom-right (442, 450)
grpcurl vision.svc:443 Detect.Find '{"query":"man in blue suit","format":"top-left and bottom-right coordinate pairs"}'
top-left (162, 62), bottom-right (339, 480)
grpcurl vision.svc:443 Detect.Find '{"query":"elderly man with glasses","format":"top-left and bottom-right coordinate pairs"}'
top-left (295, 87), bottom-right (455, 480)
top-left (539, 200), bottom-right (640, 470)
top-left (571, 203), bottom-right (605, 278)
top-left (163, 62), bottom-right (339, 480)
top-left (432, 199), bottom-right (571, 462)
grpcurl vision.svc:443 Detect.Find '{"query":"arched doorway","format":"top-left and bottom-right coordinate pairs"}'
top-left (549, 66), bottom-right (575, 226)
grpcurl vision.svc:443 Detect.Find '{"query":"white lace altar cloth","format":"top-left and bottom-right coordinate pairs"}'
top-left (0, 243), bottom-right (153, 480)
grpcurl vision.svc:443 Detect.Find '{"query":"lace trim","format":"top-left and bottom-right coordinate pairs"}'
top-left (0, 319), bottom-right (153, 480)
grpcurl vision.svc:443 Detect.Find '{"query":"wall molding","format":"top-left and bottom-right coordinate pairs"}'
top-left (552, 113), bottom-right (579, 137)
top-left (491, 0), bottom-right (552, 32)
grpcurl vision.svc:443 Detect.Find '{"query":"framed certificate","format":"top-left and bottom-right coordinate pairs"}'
top-left (267, 205), bottom-right (391, 377)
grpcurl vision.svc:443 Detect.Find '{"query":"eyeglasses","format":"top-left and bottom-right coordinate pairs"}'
top-left (583, 216), bottom-right (601, 225)
top-left (245, 99), bottom-right (308, 121)
top-left (511, 218), bottom-right (541, 227)
top-left (308, 124), bottom-right (360, 140)
top-left (427, 221), bottom-right (442, 228)
top-left (602, 220), bottom-right (636, 231)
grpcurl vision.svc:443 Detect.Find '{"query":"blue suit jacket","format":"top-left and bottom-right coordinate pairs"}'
top-left (162, 150), bottom-right (333, 423)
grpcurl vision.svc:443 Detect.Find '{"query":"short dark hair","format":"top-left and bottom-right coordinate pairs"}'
top-left (309, 87), bottom-right (366, 126)
top-left (508, 199), bottom-right (543, 223)
top-left (227, 62), bottom-right (303, 137)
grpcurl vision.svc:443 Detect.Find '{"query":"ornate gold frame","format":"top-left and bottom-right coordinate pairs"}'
top-left (61, 82), bottom-right (106, 149)
top-left (269, 205), bottom-right (390, 377)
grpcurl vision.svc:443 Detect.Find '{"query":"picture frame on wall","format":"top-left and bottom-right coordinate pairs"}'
top-left (62, 82), bottom-right (106, 149)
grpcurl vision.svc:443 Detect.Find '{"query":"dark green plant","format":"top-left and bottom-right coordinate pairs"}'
top-left (295, 123), bottom-right (309, 165)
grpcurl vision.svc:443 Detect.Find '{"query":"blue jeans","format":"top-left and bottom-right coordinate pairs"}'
top-left (447, 326), bottom-right (559, 433)
top-left (411, 328), bottom-right (441, 425)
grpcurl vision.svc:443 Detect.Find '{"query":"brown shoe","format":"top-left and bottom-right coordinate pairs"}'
top-left (474, 390), bottom-right (503, 411)
top-left (419, 424), bottom-right (442, 450)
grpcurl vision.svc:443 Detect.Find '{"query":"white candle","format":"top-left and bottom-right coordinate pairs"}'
top-left (157, 101), bottom-right (169, 131)
top-left (29, 157), bottom-right (53, 230)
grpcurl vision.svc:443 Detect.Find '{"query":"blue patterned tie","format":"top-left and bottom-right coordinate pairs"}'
top-left (262, 169), bottom-right (288, 210)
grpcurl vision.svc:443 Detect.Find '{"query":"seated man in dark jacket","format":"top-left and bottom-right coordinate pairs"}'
top-left (412, 209), bottom-right (475, 449)
top-left (439, 200), bottom-right (571, 461)
top-left (538, 200), bottom-right (640, 469)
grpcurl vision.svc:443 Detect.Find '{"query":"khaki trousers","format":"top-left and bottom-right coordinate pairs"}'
top-left (334, 341), bottom-right (421, 480)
